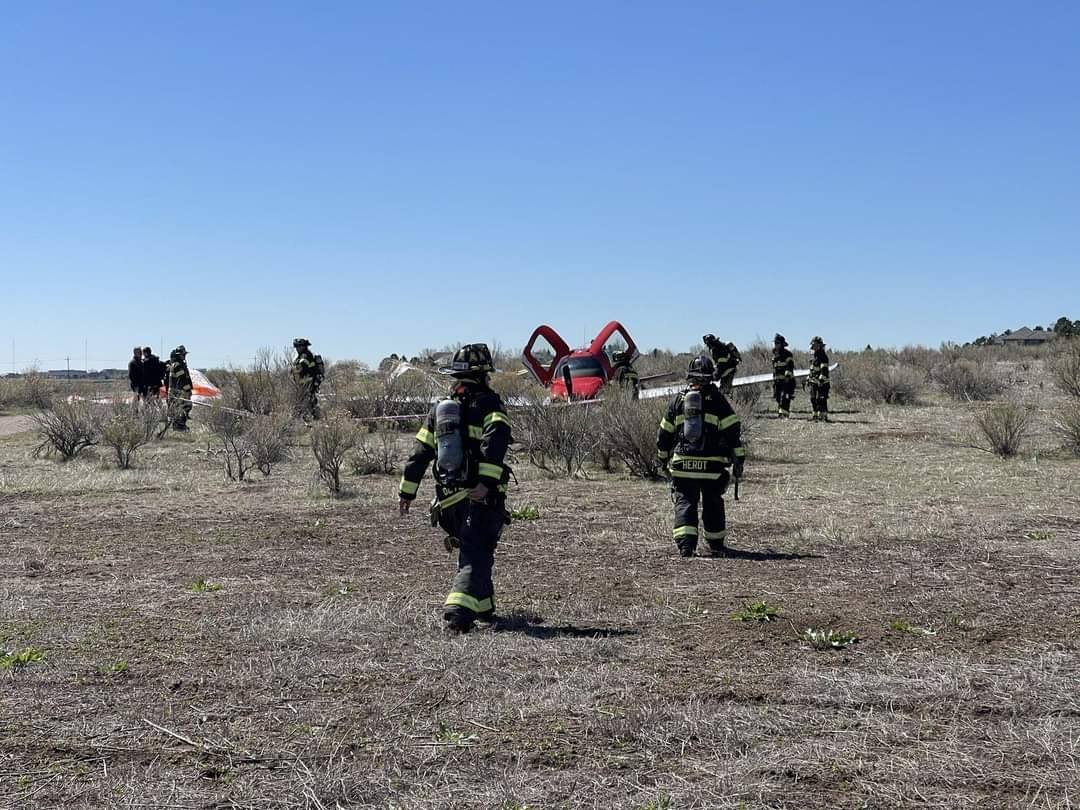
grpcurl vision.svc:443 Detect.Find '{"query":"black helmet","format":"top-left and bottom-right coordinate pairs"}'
top-left (702, 333), bottom-right (718, 346)
top-left (293, 337), bottom-right (311, 349)
top-left (611, 350), bottom-right (627, 364)
top-left (810, 335), bottom-right (825, 349)
top-left (686, 354), bottom-right (715, 382)
top-left (441, 343), bottom-right (495, 377)
top-left (773, 333), bottom-right (787, 347)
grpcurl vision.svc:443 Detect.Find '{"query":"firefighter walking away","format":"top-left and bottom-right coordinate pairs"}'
top-left (398, 343), bottom-right (512, 634)
top-left (703, 334), bottom-right (741, 394)
top-left (772, 334), bottom-right (795, 418)
top-left (808, 336), bottom-right (831, 421)
top-left (657, 355), bottom-right (745, 557)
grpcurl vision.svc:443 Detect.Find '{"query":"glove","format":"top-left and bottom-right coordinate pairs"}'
top-left (732, 459), bottom-right (745, 480)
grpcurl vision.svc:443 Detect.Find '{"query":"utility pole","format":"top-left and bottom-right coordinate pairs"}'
top-left (66, 357), bottom-right (70, 378)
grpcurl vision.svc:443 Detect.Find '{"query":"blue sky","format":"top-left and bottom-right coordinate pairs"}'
top-left (2, 1), bottom-right (1078, 370)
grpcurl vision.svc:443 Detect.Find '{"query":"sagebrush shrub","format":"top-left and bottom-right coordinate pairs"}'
top-left (1051, 338), bottom-right (1080, 399)
top-left (973, 402), bottom-right (1034, 458)
top-left (312, 413), bottom-right (358, 494)
top-left (32, 400), bottom-right (101, 460)
top-left (931, 359), bottom-right (1005, 401)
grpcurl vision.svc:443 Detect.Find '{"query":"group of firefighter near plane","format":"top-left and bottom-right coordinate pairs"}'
top-left (393, 324), bottom-right (838, 633)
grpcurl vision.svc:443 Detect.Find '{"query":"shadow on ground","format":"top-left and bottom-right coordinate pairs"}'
top-left (492, 612), bottom-right (638, 639)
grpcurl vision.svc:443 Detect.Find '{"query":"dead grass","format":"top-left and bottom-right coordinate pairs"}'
top-left (0, 365), bottom-right (1078, 808)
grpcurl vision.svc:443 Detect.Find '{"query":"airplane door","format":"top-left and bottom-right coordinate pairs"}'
top-left (521, 325), bottom-right (571, 386)
top-left (590, 321), bottom-right (640, 371)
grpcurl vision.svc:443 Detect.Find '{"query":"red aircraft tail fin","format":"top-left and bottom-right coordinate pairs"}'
top-left (521, 324), bottom-right (570, 386)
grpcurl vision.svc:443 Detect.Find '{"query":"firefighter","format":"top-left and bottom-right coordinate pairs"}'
top-left (772, 334), bottom-right (795, 418)
top-left (808, 336), bottom-right (831, 421)
top-left (291, 338), bottom-right (324, 420)
top-left (398, 344), bottom-right (512, 634)
top-left (656, 355), bottom-right (745, 557)
top-left (165, 345), bottom-right (193, 430)
top-left (703, 334), bottom-right (741, 393)
top-left (611, 350), bottom-right (640, 399)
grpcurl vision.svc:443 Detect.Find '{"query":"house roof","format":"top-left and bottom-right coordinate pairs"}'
top-left (1001, 327), bottom-right (1055, 342)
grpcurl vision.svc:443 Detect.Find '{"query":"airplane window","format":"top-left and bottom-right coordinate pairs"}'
top-left (555, 357), bottom-right (605, 379)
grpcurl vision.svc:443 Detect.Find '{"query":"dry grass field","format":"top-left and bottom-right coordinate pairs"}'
top-left (1, 365), bottom-right (1078, 808)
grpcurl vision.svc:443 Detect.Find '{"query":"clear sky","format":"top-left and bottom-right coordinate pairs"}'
top-left (2, 1), bottom-right (1078, 370)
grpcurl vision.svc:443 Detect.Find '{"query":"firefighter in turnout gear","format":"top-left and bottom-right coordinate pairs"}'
top-left (291, 338), bottom-right (324, 421)
top-left (611, 350), bottom-right (640, 399)
top-left (165, 345), bottom-right (193, 430)
top-left (703, 334), bottom-right (741, 393)
top-left (808, 336), bottom-right (831, 421)
top-left (656, 355), bottom-right (745, 557)
top-left (398, 344), bottom-right (512, 634)
top-left (772, 334), bottom-right (795, 418)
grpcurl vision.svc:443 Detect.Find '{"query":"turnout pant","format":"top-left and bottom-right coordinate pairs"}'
top-left (671, 475), bottom-right (728, 555)
top-left (169, 393), bottom-right (192, 429)
top-left (298, 381), bottom-right (321, 421)
top-left (437, 497), bottom-right (506, 625)
top-left (810, 382), bottom-right (830, 420)
top-left (773, 379), bottom-right (795, 417)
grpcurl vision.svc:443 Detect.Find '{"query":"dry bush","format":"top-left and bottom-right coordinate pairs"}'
top-left (98, 400), bottom-right (158, 468)
top-left (489, 371), bottom-right (545, 404)
top-left (351, 427), bottom-right (404, 475)
top-left (246, 414), bottom-right (291, 476)
top-left (516, 396), bottom-right (599, 477)
top-left (312, 413), bottom-right (359, 494)
top-left (1052, 401), bottom-right (1080, 455)
top-left (595, 390), bottom-right (667, 479)
top-left (832, 353), bottom-right (923, 405)
top-left (32, 400), bottom-right (100, 460)
top-left (0, 371), bottom-right (57, 411)
top-left (205, 401), bottom-right (253, 481)
top-left (1050, 338), bottom-right (1080, 398)
top-left (341, 369), bottom-right (436, 421)
top-left (931, 359), bottom-right (1006, 401)
top-left (222, 348), bottom-right (300, 416)
top-left (972, 402), bottom-right (1034, 458)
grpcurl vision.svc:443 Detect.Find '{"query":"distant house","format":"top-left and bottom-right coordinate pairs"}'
top-left (996, 327), bottom-right (1057, 347)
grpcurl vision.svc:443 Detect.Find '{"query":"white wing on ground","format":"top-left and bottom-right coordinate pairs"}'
top-left (639, 363), bottom-right (839, 400)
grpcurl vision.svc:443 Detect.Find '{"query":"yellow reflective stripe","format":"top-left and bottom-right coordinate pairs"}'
top-left (484, 412), bottom-right (511, 428)
top-left (704, 413), bottom-right (720, 426)
top-left (671, 470), bottom-right (723, 480)
top-left (439, 489), bottom-right (469, 509)
top-left (672, 454), bottom-right (730, 463)
top-left (468, 425), bottom-right (484, 439)
top-left (477, 462), bottom-right (503, 479)
top-left (703, 529), bottom-right (727, 541)
top-left (718, 413), bottom-right (740, 430)
top-left (399, 477), bottom-right (419, 496)
top-left (672, 525), bottom-right (698, 538)
top-left (445, 592), bottom-right (494, 613)
top-left (415, 427), bottom-right (436, 449)
top-left (657, 450), bottom-right (670, 460)
top-left (733, 447), bottom-right (746, 458)
top-left (659, 418), bottom-right (676, 433)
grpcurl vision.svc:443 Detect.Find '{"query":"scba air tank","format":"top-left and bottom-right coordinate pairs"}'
top-left (435, 399), bottom-right (466, 483)
top-left (682, 390), bottom-right (705, 451)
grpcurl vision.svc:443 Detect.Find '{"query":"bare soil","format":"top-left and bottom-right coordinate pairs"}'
top-left (1, 390), bottom-right (1078, 808)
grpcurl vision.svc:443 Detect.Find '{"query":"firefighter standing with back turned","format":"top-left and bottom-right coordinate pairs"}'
top-left (398, 344), bottom-right (512, 634)
top-left (657, 355), bottom-right (745, 557)
top-left (772, 333), bottom-right (795, 418)
top-left (808, 336), bottom-right (831, 421)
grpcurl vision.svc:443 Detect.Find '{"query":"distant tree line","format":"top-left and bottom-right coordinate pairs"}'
top-left (970, 316), bottom-right (1079, 346)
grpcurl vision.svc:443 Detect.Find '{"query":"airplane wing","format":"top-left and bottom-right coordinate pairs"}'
top-left (639, 364), bottom-right (839, 400)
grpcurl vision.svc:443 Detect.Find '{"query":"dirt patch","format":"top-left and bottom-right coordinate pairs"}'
top-left (0, 415), bottom-right (33, 437)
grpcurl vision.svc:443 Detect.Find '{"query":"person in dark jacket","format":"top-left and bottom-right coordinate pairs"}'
top-left (141, 346), bottom-right (165, 402)
top-left (657, 355), bottom-right (745, 557)
top-left (703, 334), bottom-right (741, 393)
top-left (398, 343), bottom-right (512, 634)
top-left (128, 348), bottom-right (144, 398)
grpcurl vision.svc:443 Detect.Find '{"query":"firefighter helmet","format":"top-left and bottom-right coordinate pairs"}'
top-left (702, 333), bottom-right (719, 347)
top-left (686, 354), bottom-right (715, 382)
top-left (810, 335), bottom-right (825, 349)
top-left (293, 337), bottom-right (311, 349)
top-left (441, 343), bottom-right (495, 377)
top-left (773, 333), bottom-right (787, 348)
